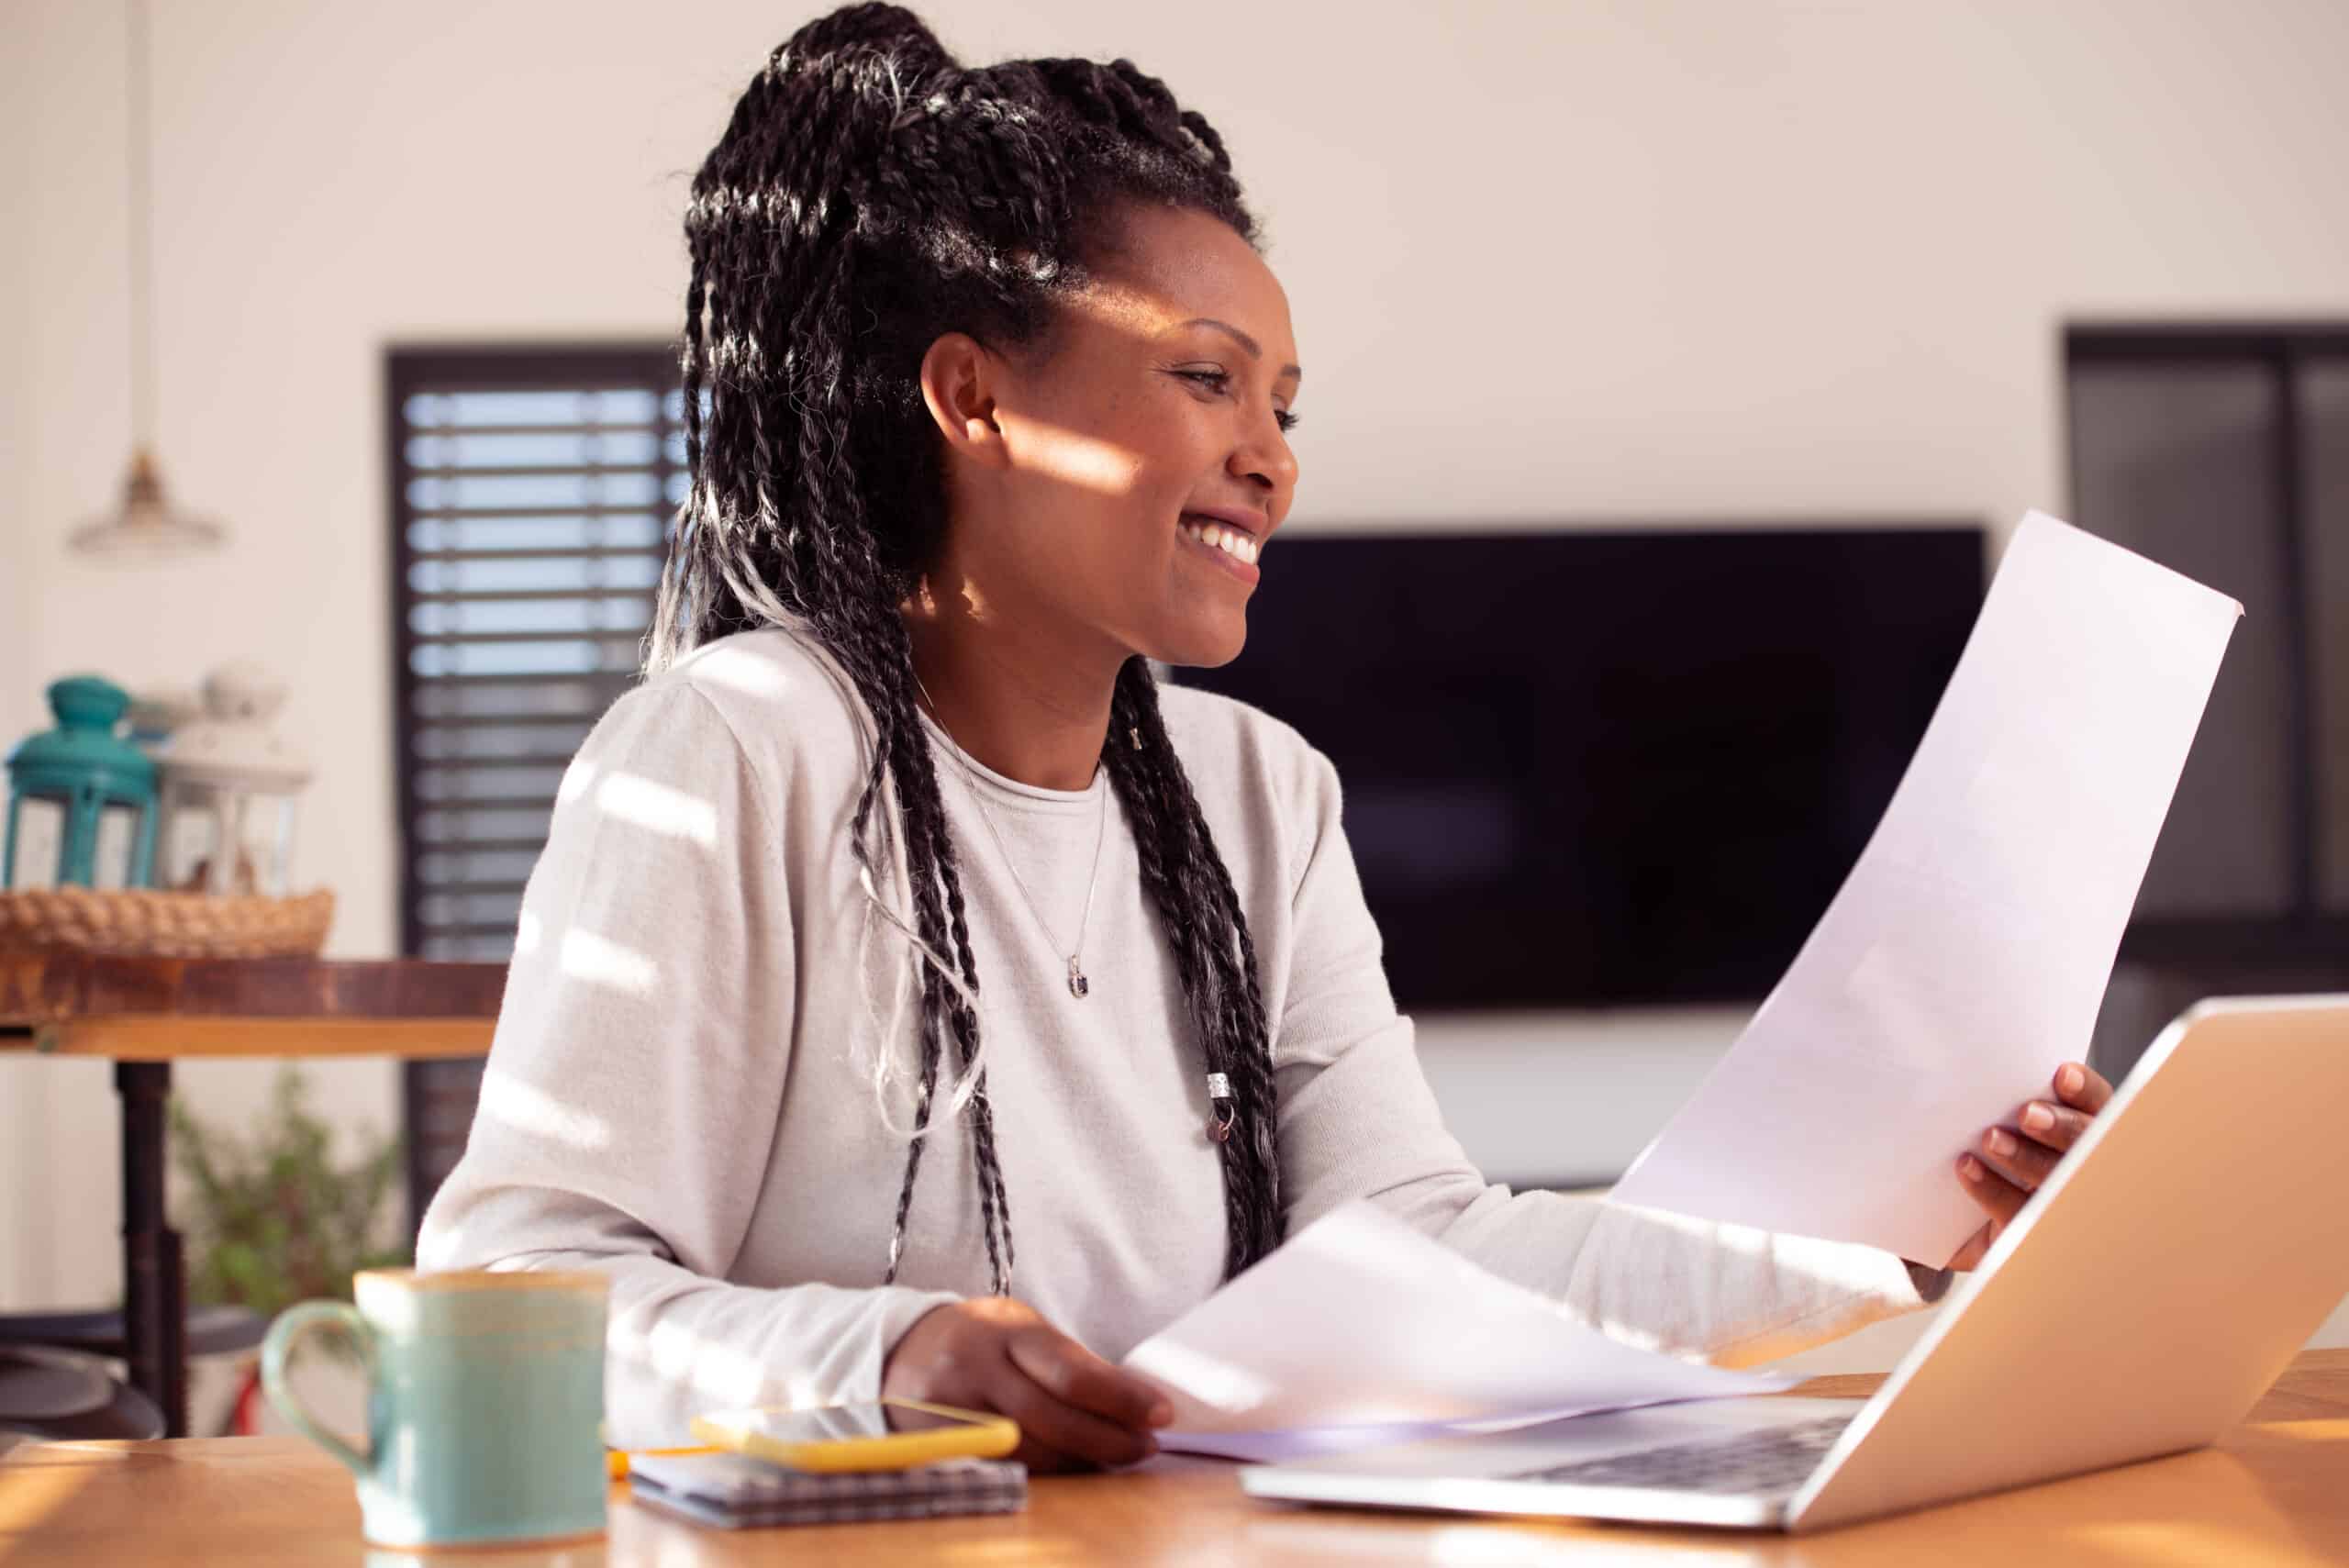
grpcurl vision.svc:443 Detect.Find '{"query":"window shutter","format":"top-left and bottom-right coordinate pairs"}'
top-left (386, 344), bottom-right (683, 1226)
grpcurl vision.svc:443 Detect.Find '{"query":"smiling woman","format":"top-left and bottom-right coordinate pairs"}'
top-left (909, 215), bottom-right (1299, 670)
top-left (417, 2), bottom-right (1977, 1474)
top-left (640, 1), bottom-right (1304, 1296)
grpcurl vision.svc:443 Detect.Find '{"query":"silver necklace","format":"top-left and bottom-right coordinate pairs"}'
top-left (915, 677), bottom-right (1108, 1000)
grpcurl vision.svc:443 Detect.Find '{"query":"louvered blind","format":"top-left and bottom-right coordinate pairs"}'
top-left (387, 344), bottom-right (683, 1226)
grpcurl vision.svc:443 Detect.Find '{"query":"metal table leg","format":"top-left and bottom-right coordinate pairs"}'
top-left (116, 1061), bottom-right (188, 1438)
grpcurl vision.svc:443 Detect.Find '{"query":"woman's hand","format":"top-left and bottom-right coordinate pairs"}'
top-left (881, 1297), bottom-right (1174, 1473)
top-left (1945, 1060), bottom-right (2115, 1271)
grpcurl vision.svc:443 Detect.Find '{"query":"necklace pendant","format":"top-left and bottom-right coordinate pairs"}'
top-left (1067, 957), bottom-right (1089, 999)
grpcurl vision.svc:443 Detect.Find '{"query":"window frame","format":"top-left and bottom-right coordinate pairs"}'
top-left (384, 340), bottom-right (681, 1229)
top-left (2065, 322), bottom-right (2349, 968)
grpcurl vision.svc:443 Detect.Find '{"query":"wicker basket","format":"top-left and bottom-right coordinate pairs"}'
top-left (0, 886), bottom-right (336, 959)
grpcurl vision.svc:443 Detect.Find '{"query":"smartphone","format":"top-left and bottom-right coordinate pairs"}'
top-left (688, 1397), bottom-right (1019, 1473)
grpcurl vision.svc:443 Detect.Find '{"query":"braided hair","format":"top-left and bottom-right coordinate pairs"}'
top-left (647, 4), bottom-right (1284, 1295)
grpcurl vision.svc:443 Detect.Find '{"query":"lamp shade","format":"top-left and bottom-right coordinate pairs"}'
top-left (68, 450), bottom-right (228, 560)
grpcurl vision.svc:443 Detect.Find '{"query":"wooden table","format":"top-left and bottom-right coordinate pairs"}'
top-left (0, 951), bottom-right (505, 1436)
top-left (5, 1351), bottom-right (2345, 1565)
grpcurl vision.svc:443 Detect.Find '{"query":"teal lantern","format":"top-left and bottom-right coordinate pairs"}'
top-left (5, 675), bottom-right (160, 890)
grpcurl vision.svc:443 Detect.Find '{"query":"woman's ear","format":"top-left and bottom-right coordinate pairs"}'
top-left (918, 332), bottom-right (1010, 470)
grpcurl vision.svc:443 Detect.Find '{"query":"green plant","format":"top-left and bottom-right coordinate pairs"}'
top-left (170, 1067), bottom-right (410, 1325)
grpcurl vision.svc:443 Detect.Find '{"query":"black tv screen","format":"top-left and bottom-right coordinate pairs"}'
top-left (1175, 526), bottom-right (1986, 1009)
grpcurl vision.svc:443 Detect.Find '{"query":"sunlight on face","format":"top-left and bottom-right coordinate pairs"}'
top-left (1014, 415), bottom-right (1160, 498)
top-left (958, 203), bottom-right (1303, 670)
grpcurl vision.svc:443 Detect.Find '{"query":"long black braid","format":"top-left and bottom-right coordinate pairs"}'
top-left (647, 4), bottom-right (1286, 1291)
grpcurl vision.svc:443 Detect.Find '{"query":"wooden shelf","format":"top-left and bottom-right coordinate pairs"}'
top-left (0, 951), bottom-right (505, 1060)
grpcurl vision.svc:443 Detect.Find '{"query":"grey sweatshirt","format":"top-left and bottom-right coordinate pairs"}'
top-left (417, 619), bottom-right (1928, 1445)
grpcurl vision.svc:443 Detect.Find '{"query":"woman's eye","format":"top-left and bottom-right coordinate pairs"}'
top-left (1178, 370), bottom-right (1299, 435)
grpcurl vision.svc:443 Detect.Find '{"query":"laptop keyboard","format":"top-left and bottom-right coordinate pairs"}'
top-left (1511, 1415), bottom-right (1854, 1496)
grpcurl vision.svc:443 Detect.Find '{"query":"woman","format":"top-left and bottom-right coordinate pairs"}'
top-left (418, 3), bottom-right (2112, 1471)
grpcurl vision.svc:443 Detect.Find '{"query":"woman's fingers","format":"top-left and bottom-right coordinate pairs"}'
top-left (1006, 1327), bottom-right (1173, 1433)
top-left (2017, 1098), bottom-right (2094, 1152)
top-left (1956, 1152), bottom-right (2028, 1232)
top-left (880, 1298), bottom-right (1160, 1473)
top-left (1944, 1220), bottom-right (1995, 1273)
top-left (988, 1340), bottom-right (1158, 1471)
top-left (1976, 1124), bottom-right (2059, 1190)
top-left (1947, 1062), bottom-right (2111, 1271)
top-left (1974, 1062), bottom-right (2107, 1197)
top-left (2054, 1061), bottom-right (2114, 1115)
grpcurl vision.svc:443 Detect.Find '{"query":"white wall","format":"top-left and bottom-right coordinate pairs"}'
top-left (5, 0), bottom-right (2347, 1311)
top-left (2, 3), bottom-right (50, 1309)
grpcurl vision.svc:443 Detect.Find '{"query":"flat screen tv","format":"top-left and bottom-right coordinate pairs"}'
top-left (1174, 526), bottom-right (1986, 1010)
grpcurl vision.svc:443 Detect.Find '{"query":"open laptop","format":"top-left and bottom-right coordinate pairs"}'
top-left (1241, 995), bottom-right (2349, 1532)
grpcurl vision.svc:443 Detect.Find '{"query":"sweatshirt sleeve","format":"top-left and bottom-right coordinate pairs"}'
top-left (416, 682), bottom-right (957, 1444)
top-left (1267, 745), bottom-right (1931, 1368)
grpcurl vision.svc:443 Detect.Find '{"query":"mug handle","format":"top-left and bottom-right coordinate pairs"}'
top-left (262, 1301), bottom-right (375, 1476)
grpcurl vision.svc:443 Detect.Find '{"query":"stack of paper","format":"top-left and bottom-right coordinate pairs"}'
top-left (1123, 1202), bottom-right (1789, 1461)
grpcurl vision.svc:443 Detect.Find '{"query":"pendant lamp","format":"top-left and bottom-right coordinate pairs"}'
top-left (69, 0), bottom-right (228, 559)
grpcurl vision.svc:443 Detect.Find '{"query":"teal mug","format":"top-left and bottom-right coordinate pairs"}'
top-left (262, 1268), bottom-right (609, 1551)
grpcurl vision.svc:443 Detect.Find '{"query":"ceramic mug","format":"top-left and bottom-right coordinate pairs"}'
top-left (262, 1268), bottom-right (608, 1551)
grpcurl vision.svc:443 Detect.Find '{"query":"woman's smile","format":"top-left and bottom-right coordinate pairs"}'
top-left (1178, 512), bottom-right (1263, 584)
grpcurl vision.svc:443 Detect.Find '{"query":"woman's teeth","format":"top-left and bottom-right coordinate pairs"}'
top-left (1180, 517), bottom-right (1260, 565)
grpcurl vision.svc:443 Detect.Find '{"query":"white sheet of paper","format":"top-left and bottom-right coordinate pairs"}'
top-left (1608, 512), bottom-right (2241, 1265)
top-left (1122, 1200), bottom-right (1788, 1459)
